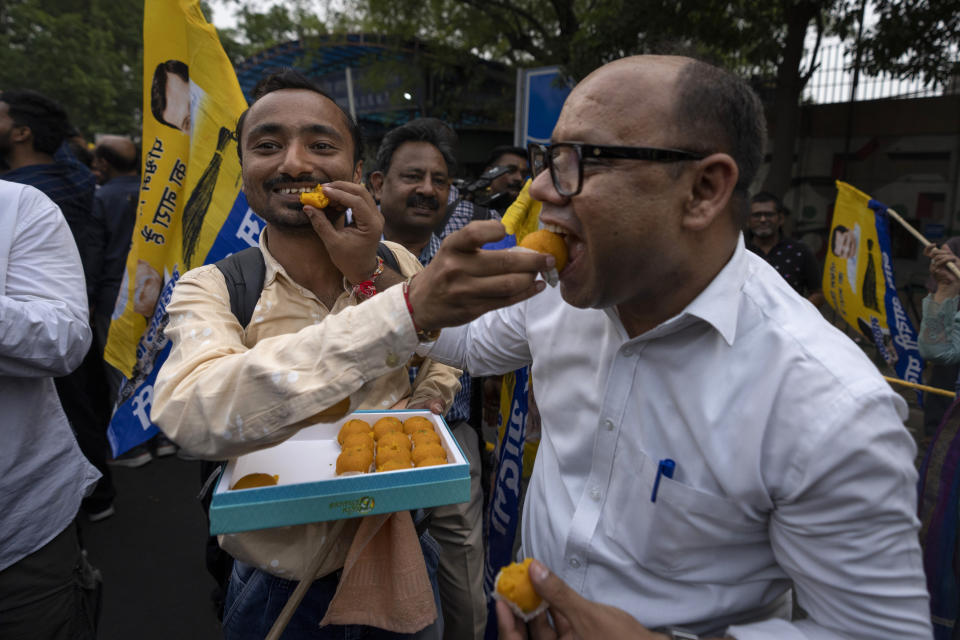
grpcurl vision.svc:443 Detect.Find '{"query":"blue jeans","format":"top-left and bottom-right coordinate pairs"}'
top-left (222, 530), bottom-right (443, 640)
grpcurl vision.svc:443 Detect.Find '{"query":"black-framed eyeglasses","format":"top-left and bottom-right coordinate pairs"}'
top-left (527, 142), bottom-right (706, 197)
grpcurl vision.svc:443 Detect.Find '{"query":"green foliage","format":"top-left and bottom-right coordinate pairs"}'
top-left (0, 0), bottom-right (143, 137)
top-left (329, 0), bottom-right (820, 81)
top-left (211, 0), bottom-right (328, 65)
top-left (861, 0), bottom-right (960, 85)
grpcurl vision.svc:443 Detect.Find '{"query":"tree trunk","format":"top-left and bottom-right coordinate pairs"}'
top-left (762, 1), bottom-right (819, 197)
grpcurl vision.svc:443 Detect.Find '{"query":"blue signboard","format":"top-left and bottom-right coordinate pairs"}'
top-left (514, 66), bottom-right (573, 146)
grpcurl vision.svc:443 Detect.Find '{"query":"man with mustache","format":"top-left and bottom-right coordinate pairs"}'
top-left (151, 70), bottom-right (550, 639)
top-left (370, 118), bottom-right (487, 640)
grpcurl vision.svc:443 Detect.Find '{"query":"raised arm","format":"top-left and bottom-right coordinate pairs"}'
top-left (152, 267), bottom-right (422, 459)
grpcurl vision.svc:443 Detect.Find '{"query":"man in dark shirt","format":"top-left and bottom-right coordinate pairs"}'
top-left (0, 91), bottom-right (99, 298)
top-left (90, 136), bottom-right (140, 396)
top-left (0, 89), bottom-right (115, 520)
top-left (747, 191), bottom-right (824, 306)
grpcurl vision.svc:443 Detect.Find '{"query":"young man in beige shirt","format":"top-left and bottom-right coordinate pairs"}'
top-left (152, 70), bottom-right (550, 639)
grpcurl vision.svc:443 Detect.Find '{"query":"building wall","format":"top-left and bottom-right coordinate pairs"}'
top-left (760, 95), bottom-right (960, 264)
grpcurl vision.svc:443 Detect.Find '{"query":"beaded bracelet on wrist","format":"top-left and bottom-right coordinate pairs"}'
top-left (351, 256), bottom-right (385, 301)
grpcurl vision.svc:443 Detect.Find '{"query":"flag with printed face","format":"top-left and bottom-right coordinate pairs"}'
top-left (104, 0), bottom-right (264, 455)
top-left (823, 181), bottom-right (924, 386)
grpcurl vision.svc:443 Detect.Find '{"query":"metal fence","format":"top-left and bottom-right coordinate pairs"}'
top-left (802, 41), bottom-right (955, 104)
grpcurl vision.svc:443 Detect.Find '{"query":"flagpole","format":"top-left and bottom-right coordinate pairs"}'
top-left (883, 375), bottom-right (955, 398)
top-left (885, 207), bottom-right (960, 280)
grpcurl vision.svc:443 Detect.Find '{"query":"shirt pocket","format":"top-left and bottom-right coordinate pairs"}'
top-left (609, 449), bottom-right (768, 578)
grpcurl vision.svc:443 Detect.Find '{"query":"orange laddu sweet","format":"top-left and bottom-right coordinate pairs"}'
top-left (230, 473), bottom-right (279, 490)
top-left (373, 417), bottom-right (403, 440)
top-left (338, 419), bottom-right (372, 445)
top-left (518, 229), bottom-right (567, 272)
top-left (402, 416), bottom-right (435, 435)
top-left (495, 558), bottom-right (543, 613)
top-left (299, 184), bottom-right (330, 209)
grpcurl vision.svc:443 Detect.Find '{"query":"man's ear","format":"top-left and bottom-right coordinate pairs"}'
top-left (369, 171), bottom-right (384, 198)
top-left (352, 160), bottom-right (363, 184)
top-left (683, 152), bottom-right (738, 232)
top-left (10, 124), bottom-right (30, 145)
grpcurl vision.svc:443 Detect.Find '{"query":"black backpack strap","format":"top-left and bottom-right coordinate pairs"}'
top-left (377, 241), bottom-right (401, 274)
top-left (216, 244), bottom-right (398, 328)
top-left (214, 247), bottom-right (266, 328)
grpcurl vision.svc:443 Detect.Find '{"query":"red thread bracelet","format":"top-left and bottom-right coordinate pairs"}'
top-left (404, 277), bottom-right (441, 342)
top-left (402, 278), bottom-right (420, 331)
top-left (351, 256), bottom-right (384, 300)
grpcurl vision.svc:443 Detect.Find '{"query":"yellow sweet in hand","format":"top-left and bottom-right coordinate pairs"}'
top-left (495, 558), bottom-right (542, 613)
top-left (300, 185), bottom-right (330, 209)
top-left (519, 229), bottom-right (567, 272)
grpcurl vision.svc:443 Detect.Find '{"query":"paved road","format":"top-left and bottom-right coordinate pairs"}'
top-left (78, 455), bottom-right (222, 639)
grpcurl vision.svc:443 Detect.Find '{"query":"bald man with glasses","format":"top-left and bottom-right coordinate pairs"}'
top-left (411, 55), bottom-right (930, 639)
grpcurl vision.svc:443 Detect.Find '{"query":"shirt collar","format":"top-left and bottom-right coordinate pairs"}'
top-left (258, 228), bottom-right (282, 288)
top-left (680, 234), bottom-right (747, 346)
top-left (614, 234), bottom-right (746, 347)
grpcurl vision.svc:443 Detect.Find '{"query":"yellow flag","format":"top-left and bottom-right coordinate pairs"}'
top-left (824, 181), bottom-right (923, 384)
top-left (106, 0), bottom-right (256, 454)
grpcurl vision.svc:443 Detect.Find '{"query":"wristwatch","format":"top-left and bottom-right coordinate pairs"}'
top-left (656, 628), bottom-right (699, 640)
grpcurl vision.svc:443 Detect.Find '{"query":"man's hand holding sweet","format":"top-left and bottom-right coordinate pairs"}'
top-left (496, 559), bottom-right (664, 640)
top-left (303, 180), bottom-right (384, 285)
top-left (496, 560), bottom-right (731, 640)
top-left (407, 220), bottom-right (552, 330)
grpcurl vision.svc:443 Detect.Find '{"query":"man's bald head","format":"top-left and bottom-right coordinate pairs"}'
top-left (573, 55), bottom-right (766, 218)
top-left (93, 135), bottom-right (139, 184)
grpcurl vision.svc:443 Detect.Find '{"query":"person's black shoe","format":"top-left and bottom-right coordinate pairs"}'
top-left (154, 434), bottom-right (178, 457)
top-left (82, 496), bottom-right (116, 522)
top-left (107, 443), bottom-right (153, 468)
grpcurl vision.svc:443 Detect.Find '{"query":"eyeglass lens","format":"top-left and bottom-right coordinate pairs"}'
top-left (550, 146), bottom-right (580, 195)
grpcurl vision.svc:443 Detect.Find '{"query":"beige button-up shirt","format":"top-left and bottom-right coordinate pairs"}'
top-left (152, 235), bottom-right (461, 580)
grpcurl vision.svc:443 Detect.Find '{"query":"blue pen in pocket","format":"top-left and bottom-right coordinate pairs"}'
top-left (651, 458), bottom-right (675, 503)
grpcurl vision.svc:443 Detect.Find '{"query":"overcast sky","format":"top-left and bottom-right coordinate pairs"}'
top-left (207, 1), bottom-right (331, 30)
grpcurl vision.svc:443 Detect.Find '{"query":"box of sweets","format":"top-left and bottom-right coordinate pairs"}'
top-left (208, 410), bottom-right (469, 535)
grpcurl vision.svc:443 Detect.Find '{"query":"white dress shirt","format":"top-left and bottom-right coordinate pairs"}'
top-left (425, 235), bottom-right (931, 639)
top-left (0, 180), bottom-right (99, 571)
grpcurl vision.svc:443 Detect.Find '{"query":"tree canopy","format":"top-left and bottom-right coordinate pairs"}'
top-left (1, 0), bottom-right (955, 182)
top-left (0, 0), bottom-right (143, 137)
top-left (861, 0), bottom-right (960, 85)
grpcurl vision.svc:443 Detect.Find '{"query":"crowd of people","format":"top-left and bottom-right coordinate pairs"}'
top-left (0, 53), bottom-right (943, 640)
